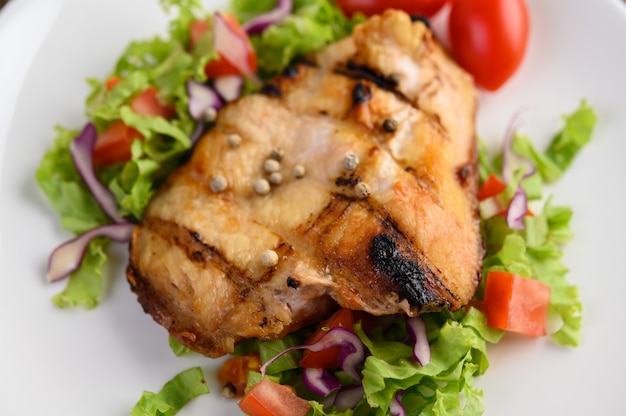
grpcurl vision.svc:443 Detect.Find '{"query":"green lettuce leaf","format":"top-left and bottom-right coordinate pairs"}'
top-left (512, 100), bottom-right (596, 183)
top-left (232, 0), bottom-right (364, 78)
top-left (36, 127), bottom-right (114, 308)
top-left (131, 367), bottom-right (209, 416)
top-left (35, 126), bottom-right (111, 234)
top-left (477, 100), bottom-right (594, 347)
top-left (359, 312), bottom-right (493, 416)
top-left (51, 238), bottom-right (109, 309)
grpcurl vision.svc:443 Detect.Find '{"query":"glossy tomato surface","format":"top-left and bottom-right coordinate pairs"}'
top-left (92, 120), bottom-right (143, 167)
top-left (335, 0), bottom-right (447, 17)
top-left (448, 0), bottom-right (529, 91)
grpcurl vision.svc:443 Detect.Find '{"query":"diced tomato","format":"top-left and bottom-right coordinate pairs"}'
top-left (478, 174), bottom-right (507, 201)
top-left (299, 308), bottom-right (354, 369)
top-left (189, 14), bottom-right (257, 78)
top-left (130, 87), bottom-right (176, 119)
top-left (217, 353), bottom-right (261, 398)
top-left (238, 378), bottom-right (311, 416)
top-left (483, 271), bottom-right (551, 337)
top-left (105, 76), bottom-right (122, 90)
top-left (189, 19), bottom-right (210, 49)
top-left (92, 120), bottom-right (143, 167)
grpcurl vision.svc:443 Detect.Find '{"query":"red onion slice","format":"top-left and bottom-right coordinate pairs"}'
top-left (260, 326), bottom-right (365, 382)
top-left (46, 223), bottom-right (135, 282)
top-left (214, 75), bottom-right (243, 102)
top-left (213, 12), bottom-right (258, 81)
top-left (333, 385), bottom-right (364, 412)
top-left (500, 112), bottom-right (536, 230)
top-left (69, 123), bottom-right (127, 224)
top-left (390, 390), bottom-right (407, 416)
top-left (186, 79), bottom-right (222, 122)
top-left (241, 0), bottom-right (293, 34)
top-left (506, 187), bottom-right (528, 229)
top-left (406, 316), bottom-right (430, 366)
top-left (302, 367), bottom-right (341, 397)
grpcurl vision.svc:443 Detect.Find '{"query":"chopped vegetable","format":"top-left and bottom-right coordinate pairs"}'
top-left (483, 271), bottom-right (551, 337)
top-left (262, 326), bottom-right (365, 382)
top-left (214, 74), bottom-right (244, 102)
top-left (332, 384), bottom-right (365, 412)
top-left (299, 308), bottom-right (355, 369)
top-left (241, 0), bottom-right (293, 34)
top-left (238, 378), bottom-right (311, 416)
top-left (207, 12), bottom-right (258, 79)
top-left (46, 223), bottom-right (134, 283)
top-left (92, 120), bottom-right (144, 167)
top-left (70, 123), bottom-right (128, 223)
top-left (186, 78), bottom-right (222, 121)
top-left (505, 187), bottom-right (529, 230)
top-left (130, 87), bottom-right (177, 119)
top-left (405, 315), bottom-right (430, 365)
top-left (130, 367), bottom-right (209, 416)
top-left (389, 390), bottom-right (407, 416)
top-left (302, 367), bottom-right (341, 396)
top-left (477, 173), bottom-right (506, 201)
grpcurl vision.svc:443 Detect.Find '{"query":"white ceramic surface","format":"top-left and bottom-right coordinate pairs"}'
top-left (1, 0), bottom-right (625, 414)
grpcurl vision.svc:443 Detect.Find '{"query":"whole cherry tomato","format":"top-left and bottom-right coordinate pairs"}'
top-left (448, 0), bottom-right (530, 91)
top-left (334, 0), bottom-right (448, 18)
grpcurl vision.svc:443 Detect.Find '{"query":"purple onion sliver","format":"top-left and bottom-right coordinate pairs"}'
top-left (312, 327), bottom-right (365, 381)
top-left (501, 111), bottom-right (524, 184)
top-left (506, 187), bottom-right (528, 230)
top-left (259, 326), bottom-right (365, 381)
top-left (241, 0), bottom-right (293, 34)
top-left (302, 367), bottom-right (341, 397)
top-left (186, 79), bottom-right (222, 122)
top-left (69, 123), bottom-right (127, 224)
top-left (406, 316), bottom-right (430, 366)
top-left (189, 121), bottom-right (206, 146)
top-left (214, 75), bottom-right (243, 102)
top-left (333, 385), bottom-right (364, 412)
top-left (46, 223), bottom-right (135, 282)
top-left (390, 390), bottom-right (407, 416)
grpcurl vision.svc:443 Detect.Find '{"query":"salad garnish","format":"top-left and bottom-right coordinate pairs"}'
top-left (34, 0), bottom-right (596, 414)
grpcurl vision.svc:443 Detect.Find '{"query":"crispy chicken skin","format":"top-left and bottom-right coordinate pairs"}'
top-left (127, 10), bottom-right (482, 358)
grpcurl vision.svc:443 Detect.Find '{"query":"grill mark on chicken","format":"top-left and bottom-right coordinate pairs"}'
top-left (127, 10), bottom-right (482, 357)
top-left (143, 217), bottom-right (237, 272)
top-left (341, 60), bottom-right (400, 90)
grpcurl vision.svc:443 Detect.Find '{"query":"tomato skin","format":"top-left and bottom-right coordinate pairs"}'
top-left (334, 0), bottom-right (447, 17)
top-left (189, 19), bottom-right (210, 49)
top-left (238, 378), bottom-right (311, 416)
top-left (104, 76), bottom-right (122, 90)
top-left (130, 87), bottom-right (176, 119)
top-left (478, 173), bottom-right (506, 201)
top-left (189, 16), bottom-right (257, 79)
top-left (483, 271), bottom-right (551, 337)
top-left (299, 308), bottom-right (354, 369)
top-left (92, 120), bottom-right (143, 167)
top-left (448, 0), bottom-right (529, 91)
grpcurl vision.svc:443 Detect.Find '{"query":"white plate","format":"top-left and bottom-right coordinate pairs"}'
top-left (1, 0), bottom-right (625, 415)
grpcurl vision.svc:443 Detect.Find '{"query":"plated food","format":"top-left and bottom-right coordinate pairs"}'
top-left (7, 2), bottom-right (604, 412)
top-left (128, 9), bottom-right (483, 358)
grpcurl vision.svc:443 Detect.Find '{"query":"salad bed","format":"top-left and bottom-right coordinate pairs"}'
top-left (35, 0), bottom-right (595, 415)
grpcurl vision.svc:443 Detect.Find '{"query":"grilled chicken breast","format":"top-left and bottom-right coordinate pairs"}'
top-left (127, 10), bottom-right (482, 358)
